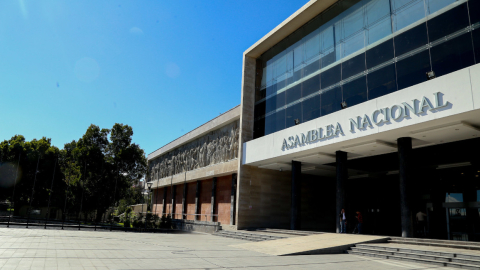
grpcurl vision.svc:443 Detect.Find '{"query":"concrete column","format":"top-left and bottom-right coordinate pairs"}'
top-left (171, 185), bottom-right (176, 219)
top-left (230, 173), bottom-right (237, 225)
top-left (211, 177), bottom-right (217, 222)
top-left (398, 137), bottom-right (413, 238)
top-left (162, 187), bottom-right (167, 216)
top-left (182, 182), bottom-right (187, 219)
top-left (291, 161), bottom-right (301, 230)
top-left (336, 151), bottom-right (348, 233)
top-left (195, 180), bottom-right (200, 221)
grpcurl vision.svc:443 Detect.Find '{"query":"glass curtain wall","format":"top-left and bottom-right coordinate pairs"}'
top-left (254, 0), bottom-right (480, 139)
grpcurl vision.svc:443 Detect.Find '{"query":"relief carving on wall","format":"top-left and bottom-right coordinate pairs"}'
top-left (148, 120), bottom-right (239, 181)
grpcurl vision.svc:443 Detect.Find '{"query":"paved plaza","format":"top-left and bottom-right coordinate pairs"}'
top-left (0, 227), bottom-right (458, 270)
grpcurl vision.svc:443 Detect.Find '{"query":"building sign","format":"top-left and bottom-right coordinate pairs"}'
top-left (281, 92), bottom-right (450, 150)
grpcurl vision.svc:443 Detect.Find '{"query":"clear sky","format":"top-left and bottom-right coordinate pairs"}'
top-left (0, 0), bottom-right (308, 155)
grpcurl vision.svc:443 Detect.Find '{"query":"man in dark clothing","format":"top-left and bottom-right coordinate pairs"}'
top-left (339, 209), bottom-right (347, 233)
top-left (355, 211), bottom-right (363, 234)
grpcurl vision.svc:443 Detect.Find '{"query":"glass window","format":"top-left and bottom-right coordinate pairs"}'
top-left (253, 118), bottom-right (265, 139)
top-left (366, 0), bottom-right (392, 44)
top-left (367, 64), bottom-right (397, 100)
top-left (469, 0), bottom-right (480, 25)
top-left (342, 53), bottom-right (366, 79)
top-left (427, 0), bottom-right (456, 15)
top-left (286, 103), bottom-right (302, 128)
top-left (446, 193), bottom-right (463, 202)
top-left (430, 33), bottom-right (475, 77)
top-left (276, 109), bottom-right (286, 132)
top-left (276, 91), bottom-right (286, 111)
top-left (303, 59), bottom-right (321, 77)
top-left (320, 86), bottom-right (342, 116)
top-left (396, 50), bottom-right (431, 90)
top-left (302, 95), bottom-right (321, 123)
top-left (321, 64), bottom-right (341, 89)
top-left (266, 81), bottom-right (277, 97)
top-left (254, 101), bottom-right (266, 119)
top-left (264, 113), bottom-right (276, 136)
top-left (366, 39), bottom-right (394, 68)
top-left (394, 22), bottom-right (429, 56)
top-left (302, 74), bottom-right (321, 98)
top-left (265, 96), bottom-right (277, 114)
top-left (427, 3), bottom-right (470, 42)
top-left (286, 83), bottom-right (302, 105)
top-left (392, 0), bottom-right (426, 32)
top-left (473, 28), bottom-right (480, 64)
top-left (342, 76), bottom-right (368, 108)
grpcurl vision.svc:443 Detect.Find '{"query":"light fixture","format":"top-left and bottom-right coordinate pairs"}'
top-left (426, 70), bottom-right (436, 80)
top-left (341, 101), bottom-right (348, 109)
top-left (147, 182), bottom-right (153, 190)
top-left (294, 119), bottom-right (300, 125)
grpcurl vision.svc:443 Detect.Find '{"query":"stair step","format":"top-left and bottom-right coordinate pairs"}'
top-left (388, 239), bottom-right (480, 251)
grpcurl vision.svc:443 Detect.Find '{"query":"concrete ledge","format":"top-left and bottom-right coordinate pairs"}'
top-left (172, 219), bottom-right (220, 234)
top-left (152, 159), bottom-right (238, 188)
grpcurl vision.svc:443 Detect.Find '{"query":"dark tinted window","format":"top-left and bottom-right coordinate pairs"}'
top-left (253, 118), bottom-right (265, 139)
top-left (394, 23), bottom-right (428, 56)
top-left (264, 113), bottom-right (276, 136)
top-left (276, 91), bottom-right (286, 110)
top-left (366, 39), bottom-right (394, 68)
top-left (286, 103), bottom-right (302, 128)
top-left (304, 59), bottom-right (320, 77)
top-left (396, 50), bottom-right (431, 90)
top-left (302, 95), bottom-right (320, 123)
top-left (427, 3), bottom-right (469, 42)
top-left (266, 82), bottom-right (277, 97)
top-left (473, 28), bottom-right (480, 64)
top-left (302, 75), bottom-right (321, 98)
top-left (265, 96), bottom-right (277, 113)
top-left (276, 109), bottom-right (286, 132)
top-left (291, 69), bottom-right (303, 84)
top-left (342, 76), bottom-right (367, 108)
top-left (320, 86), bottom-right (342, 116)
top-left (469, 0), bottom-right (480, 25)
top-left (342, 53), bottom-right (366, 79)
top-left (430, 33), bottom-right (474, 77)
top-left (321, 64), bottom-right (341, 89)
top-left (367, 64), bottom-right (397, 100)
top-left (254, 101), bottom-right (266, 119)
top-left (286, 83), bottom-right (301, 104)
top-left (322, 50), bottom-right (336, 68)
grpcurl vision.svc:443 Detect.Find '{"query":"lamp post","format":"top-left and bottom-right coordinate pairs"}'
top-left (145, 182), bottom-right (153, 230)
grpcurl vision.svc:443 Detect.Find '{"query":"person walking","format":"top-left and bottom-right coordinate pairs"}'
top-left (416, 210), bottom-right (427, 237)
top-left (355, 211), bottom-right (363, 234)
top-left (339, 209), bottom-right (347, 233)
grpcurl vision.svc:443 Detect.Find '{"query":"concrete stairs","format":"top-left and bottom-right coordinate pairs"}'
top-left (389, 237), bottom-right (480, 251)
top-left (251, 228), bottom-right (322, 237)
top-left (213, 230), bottom-right (287, 242)
top-left (348, 242), bottom-right (480, 269)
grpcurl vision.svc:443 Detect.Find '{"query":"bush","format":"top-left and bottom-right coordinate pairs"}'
top-left (124, 220), bottom-right (130, 228)
top-left (160, 214), bottom-right (172, 229)
top-left (137, 221), bottom-right (144, 228)
top-left (132, 220), bottom-right (138, 228)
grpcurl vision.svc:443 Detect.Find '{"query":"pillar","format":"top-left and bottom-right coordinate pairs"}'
top-left (162, 187), bottom-right (167, 216)
top-left (182, 182), bottom-right (187, 219)
top-left (195, 180), bottom-right (200, 221)
top-left (336, 151), bottom-right (348, 233)
top-left (211, 177), bottom-right (217, 222)
top-left (230, 173), bottom-right (237, 225)
top-left (398, 137), bottom-right (413, 238)
top-left (291, 161), bottom-right (301, 230)
top-left (171, 185), bottom-right (176, 219)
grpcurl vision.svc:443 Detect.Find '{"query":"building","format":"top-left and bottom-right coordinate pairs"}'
top-left (148, 0), bottom-right (480, 240)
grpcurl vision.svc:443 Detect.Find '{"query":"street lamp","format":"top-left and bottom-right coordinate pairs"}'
top-left (144, 182), bottom-right (153, 230)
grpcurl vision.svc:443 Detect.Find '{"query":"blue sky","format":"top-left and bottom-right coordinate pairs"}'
top-left (0, 0), bottom-right (307, 155)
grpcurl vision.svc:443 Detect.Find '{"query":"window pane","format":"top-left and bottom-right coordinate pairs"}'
top-left (367, 64), bottom-right (397, 100)
top-left (343, 76), bottom-right (368, 108)
top-left (303, 59), bottom-right (320, 77)
top-left (392, 0), bottom-right (426, 32)
top-left (304, 32), bottom-right (321, 62)
top-left (473, 28), bottom-right (480, 64)
top-left (293, 42), bottom-right (304, 68)
top-left (276, 91), bottom-right (286, 110)
top-left (254, 118), bottom-right (265, 139)
top-left (342, 53), bottom-right (366, 79)
top-left (321, 64), bottom-right (341, 89)
top-left (366, 0), bottom-right (392, 44)
top-left (430, 33), bottom-right (475, 77)
top-left (469, 0), bottom-right (480, 25)
top-left (427, 3), bottom-right (469, 42)
top-left (286, 83), bottom-right (302, 105)
top-left (302, 95), bottom-right (321, 123)
top-left (302, 74), bottom-right (321, 98)
top-left (276, 109), bottom-right (286, 132)
top-left (286, 103), bottom-right (302, 128)
top-left (264, 113), bottom-right (276, 136)
top-left (427, 0), bottom-right (456, 15)
top-left (396, 50), bottom-right (431, 90)
top-left (394, 22), bottom-right (428, 56)
top-left (254, 101), bottom-right (266, 119)
top-left (266, 81), bottom-right (277, 97)
top-left (320, 86), bottom-right (342, 116)
top-left (366, 38), bottom-right (394, 68)
top-left (343, 32), bottom-right (366, 57)
top-left (368, 18), bottom-right (392, 45)
top-left (265, 96), bottom-right (277, 114)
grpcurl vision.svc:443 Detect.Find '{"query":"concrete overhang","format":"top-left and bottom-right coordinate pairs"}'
top-left (244, 0), bottom-right (339, 58)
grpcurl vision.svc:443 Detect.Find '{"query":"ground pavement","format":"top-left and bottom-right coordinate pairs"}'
top-left (0, 227), bottom-right (458, 270)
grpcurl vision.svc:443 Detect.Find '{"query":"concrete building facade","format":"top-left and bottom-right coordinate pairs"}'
top-left (148, 0), bottom-right (480, 240)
